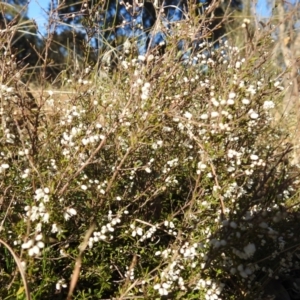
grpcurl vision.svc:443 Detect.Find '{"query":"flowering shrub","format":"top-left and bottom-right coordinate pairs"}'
top-left (96, 0), bottom-right (242, 67)
top-left (0, 3), bottom-right (299, 300)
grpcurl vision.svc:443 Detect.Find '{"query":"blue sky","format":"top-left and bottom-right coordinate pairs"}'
top-left (28, 0), bottom-right (49, 33)
top-left (27, 0), bottom-right (271, 34)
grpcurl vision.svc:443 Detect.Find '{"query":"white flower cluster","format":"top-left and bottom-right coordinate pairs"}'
top-left (227, 149), bottom-right (243, 165)
top-left (24, 188), bottom-right (50, 223)
top-left (152, 140), bottom-right (163, 150)
top-left (242, 18), bottom-right (251, 27)
top-left (164, 220), bottom-right (177, 236)
top-left (165, 175), bottom-right (179, 187)
top-left (125, 266), bottom-right (135, 280)
top-left (183, 111), bottom-right (193, 120)
top-left (263, 100), bottom-right (275, 110)
top-left (184, 40), bottom-right (229, 67)
top-left (78, 78), bottom-right (92, 85)
top-left (248, 109), bottom-right (259, 120)
top-left (56, 278), bottom-right (67, 290)
top-left (194, 279), bottom-right (224, 300)
top-left (51, 223), bottom-right (62, 234)
top-left (0, 163), bottom-right (9, 173)
top-left (63, 207), bottom-right (77, 220)
top-left (97, 180), bottom-right (108, 195)
top-left (21, 168), bottom-right (30, 179)
top-left (223, 182), bottom-right (246, 202)
top-left (152, 238), bottom-right (217, 297)
top-left (167, 158), bottom-right (179, 168)
top-left (160, 157), bottom-right (180, 174)
top-left (131, 224), bottom-right (143, 237)
top-left (139, 225), bottom-right (158, 242)
top-left (88, 213), bottom-right (121, 248)
top-left (196, 162), bottom-right (207, 175)
top-left (0, 84), bottom-right (14, 94)
top-left (179, 242), bottom-right (198, 259)
top-left (231, 264), bottom-right (254, 279)
top-left (249, 153), bottom-right (265, 169)
top-left (3, 128), bottom-right (16, 144)
top-left (60, 125), bottom-right (82, 155)
top-left (60, 106), bottom-right (84, 126)
top-left (153, 260), bottom-right (186, 295)
top-left (274, 80), bottom-right (284, 90)
top-left (21, 232), bottom-right (45, 257)
top-left (141, 82), bottom-right (151, 100)
top-left (232, 243), bottom-right (256, 260)
top-left (155, 248), bottom-right (173, 259)
top-left (153, 282), bottom-right (171, 296)
top-left (82, 133), bottom-right (105, 146)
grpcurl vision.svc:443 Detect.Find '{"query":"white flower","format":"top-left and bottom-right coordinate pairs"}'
top-left (247, 85), bottom-right (256, 95)
top-left (28, 245), bottom-right (40, 256)
top-left (184, 111), bottom-right (192, 120)
top-left (22, 239), bottom-right (34, 249)
top-left (250, 154), bottom-right (259, 161)
top-left (141, 94), bottom-right (149, 100)
top-left (229, 92), bottom-right (236, 99)
top-left (36, 222), bottom-right (42, 232)
top-left (138, 55), bottom-right (146, 61)
top-left (212, 99), bottom-right (219, 107)
top-left (154, 283), bottom-right (169, 296)
top-left (56, 279), bottom-right (67, 290)
top-left (199, 163), bottom-right (207, 169)
top-left (132, 227), bottom-right (143, 237)
top-left (244, 243), bottom-right (256, 258)
top-left (147, 54), bottom-right (154, 62)
top-left (200, 114), bottom-right (209, 120)
top-left (35, 234), bottom-right (43, 241)
top-left (263, 100), bottom-right (275, 110)
top-left (51, 223), bottom-right (60, 233)
top-left (152, 142), bottom-right (158, 150)
top-left (81, 184), bottom-right (87, 190)
top-left (6, 87), bottom-right (14, 93)
top-left (42, 212), bottom-right (50, 223)
top-left (64, 208), bottom-right (77, 220)
top-left (157, 140), bottom-right (163, 147)
top-left (136, 227), bottom-right (143, 236)
top-left (242, 98), bottom-right (250, 105)
top-left (211, 111), bottom-right (219, 118)
top-left (249, 111), bottom-right (259, 119)
top-left (37, 241), bottom-right (45, 249)
top-left (34, 189), bottom-right (45, 201)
